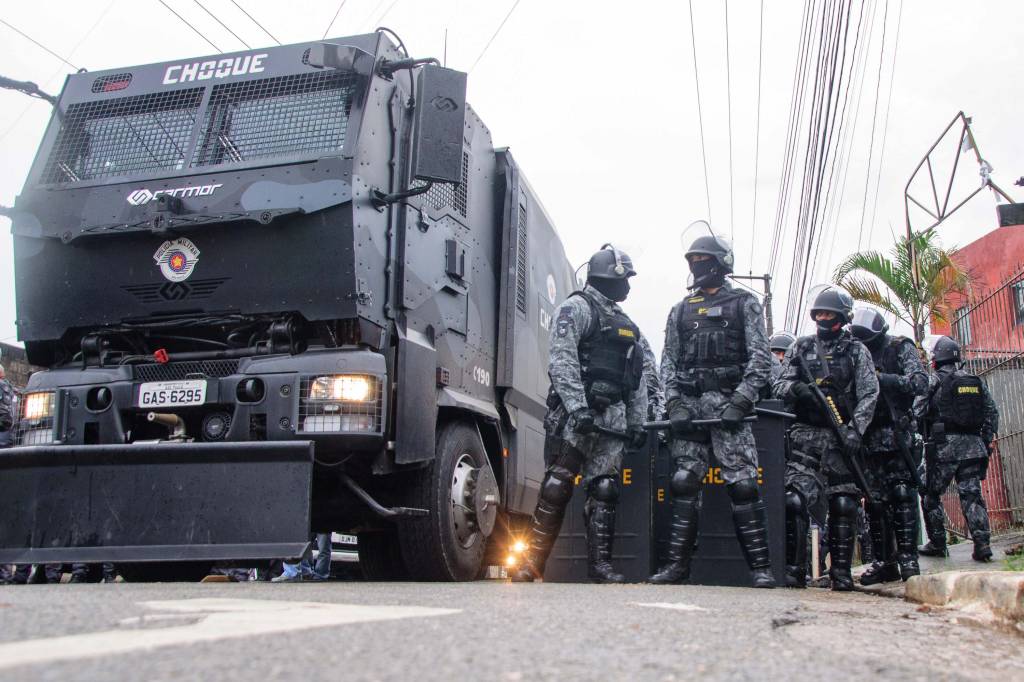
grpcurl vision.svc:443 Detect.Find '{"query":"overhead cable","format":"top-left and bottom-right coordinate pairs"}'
top-left (470, 0), bottom-right (522, 72)
top-left (688, 0), bottom-right (713, 226)
top-left (0, 18), bottom-right (80, 71)
top-left (229, 0), bottom-right (281, 45)
top-left (159, 0), bottom-right (221, 52)
top-left (193, 0), bottom-right (251, 49)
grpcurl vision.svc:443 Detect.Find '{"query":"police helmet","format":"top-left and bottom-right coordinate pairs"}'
top-left (768, 331), bottom-right (797, 353)
top-left (808, 285), bottom-right (854, 325)
top-left (684, 235), bottom-right (735, 273)
top-left (850, 308), bottom-right (889, 344)
top-left (587, 244), bottom-right (636, 280)
top-left (932, 335), bottom-right (961, 366)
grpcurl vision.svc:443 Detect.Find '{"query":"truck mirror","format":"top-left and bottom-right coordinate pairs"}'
top-left (412, 65), bottom-right (468, 184)
top-left (307, 43), bottom-right (374, 74)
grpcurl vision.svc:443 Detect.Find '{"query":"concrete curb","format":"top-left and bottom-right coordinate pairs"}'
top-left (905, 571), bottom-right (1024, 621)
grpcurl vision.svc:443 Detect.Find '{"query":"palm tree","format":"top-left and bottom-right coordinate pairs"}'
top-left (832, 230), bottom-right (973, 342)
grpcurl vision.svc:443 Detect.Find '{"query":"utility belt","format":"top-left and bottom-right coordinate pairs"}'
top-left (678, 366), bottom-right (744, 396)
top-left (931, 420), bottom-right (981, 438)
top-left (788, 450), bottom-right (822, 471)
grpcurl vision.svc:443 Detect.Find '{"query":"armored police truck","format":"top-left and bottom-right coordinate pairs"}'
top-left (1, 31), bottom-right (574, 581)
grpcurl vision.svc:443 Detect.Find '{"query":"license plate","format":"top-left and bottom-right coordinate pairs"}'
top-left (137, 380), bottom-right (207, 408)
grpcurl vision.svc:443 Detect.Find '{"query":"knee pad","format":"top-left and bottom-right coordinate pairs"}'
top-left (728, 477), bottom-right (760, 504)
top-left (829, 493), bottom-right (859, 518)
top-left (890, 482), bottom-right (913, 504)
top-left (670, 468), bottom-right (701, 498)
top-left (539, 471), bottom-right (574, 506)
top-left (588, 476), bottom-right (620, 503)
top-left (785, 490), bottom-right (806, 516)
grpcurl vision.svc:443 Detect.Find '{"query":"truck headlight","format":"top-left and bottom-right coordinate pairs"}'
top-left (307, 375), bottom-right (373, 402)
top-left (23, 392), bottom-right (55, 422)
top-left (300, 375), bottom-right (380, 434)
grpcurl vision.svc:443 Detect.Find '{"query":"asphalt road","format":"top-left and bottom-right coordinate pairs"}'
top-left (1, 579), bottom-right (1020, 681)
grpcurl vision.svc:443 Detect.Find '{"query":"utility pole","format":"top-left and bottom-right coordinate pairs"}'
top-left (730, 273), bottom-right (774, 336)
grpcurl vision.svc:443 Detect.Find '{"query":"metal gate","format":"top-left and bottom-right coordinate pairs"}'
top-left (945, 264), bottom-right (1024, 535)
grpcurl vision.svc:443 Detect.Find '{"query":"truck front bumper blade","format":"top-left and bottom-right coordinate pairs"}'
top-left (0, 441), bottom-right (313, 564)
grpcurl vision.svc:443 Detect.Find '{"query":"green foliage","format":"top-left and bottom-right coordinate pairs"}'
top-left (832, 230), bottom-right (973, 341)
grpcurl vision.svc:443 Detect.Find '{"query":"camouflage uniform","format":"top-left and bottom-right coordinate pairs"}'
top-left (661, 282), bottom-right (772, 485)
top-left (639, 334), bottom-right (665, 421)
top-left (920, 366), bottom-right (998, 553)
top-left (858, 335), bottom-right (928, 582)
top-left (0, 378), bottom-right (14, 448)
top-left (546, 284), bottom-right (647, 488)
top-left (775, 329), bottom-right (878, 588)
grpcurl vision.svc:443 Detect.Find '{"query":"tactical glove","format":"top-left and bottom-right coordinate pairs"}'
top-left (668, 401), bottom-right (694, 437)
top-left (720, 394), bottom-right (753, 431)
top-left (627, 426), bottom-right (648, 450)
top-left (788, 381), bottom-right (813, 403)
top-left (877, 373), bottom-right (902, 392)
top-left (842, 426), bottom-right (862, 453)
top-left (571, 408), bottom-right (597, 435)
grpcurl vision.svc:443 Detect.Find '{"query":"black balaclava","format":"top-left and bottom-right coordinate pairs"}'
top-left (589, 277), bottom-right (630, 302)
top-left (815, 315), bottom-right (843, 341)
top-left (865, 333), bottom-right (887, 353)
top-left (688, 259), bottom-right (726, 289)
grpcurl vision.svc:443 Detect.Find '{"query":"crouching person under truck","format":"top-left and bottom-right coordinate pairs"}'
top-left (512, 245), bottom-right (648, 583)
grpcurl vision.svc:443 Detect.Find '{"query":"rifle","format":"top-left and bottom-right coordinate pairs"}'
top-left (795, 358), bottom-right (876, 505)
top-left (876, 386), bottom-right (924, 491)
top-left (595, 417), bottom-right (755, 440)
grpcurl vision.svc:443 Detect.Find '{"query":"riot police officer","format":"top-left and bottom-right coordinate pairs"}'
top-left (850, 308), bottom-right (927, 584)
top-left (649, 234), bottom-right (776, 588)
top-left (775, 286), bottom-right (879, 590)
top-left (511, 245), bottom-right (648, 583)
top-left (768, 331), bottom-right (797, 386)
top-left (919, 336), bottom-right (998, 562)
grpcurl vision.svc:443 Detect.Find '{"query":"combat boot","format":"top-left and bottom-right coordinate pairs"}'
top-left (648, 498), bottom-right (699, 584)
top-left (585, 501), bottom-right (626, 584)
top-left (828, 497), bottom-right (857, 592)
top-left (510, 472), bottom-right (572, 582)
top-left (918, 540), bottom-right (948, 558)
top-left (733, 500), bottom-right (776, 588)
top-left (972, 541), bottom-right (993, 563)
top-left (891, 487), bottom-right (920, 580)
top-left (861, 503), bottom-right (899, 585)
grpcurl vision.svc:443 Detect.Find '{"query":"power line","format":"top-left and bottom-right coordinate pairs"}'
top-left (361, 0), bottom-right (388, 31)
top-left (194, 0), bottom-right (251, 49)
top-left (866, 0), bottom-right (903, 249)
top-left (724, 0), bottom-right (735, 243)
top-left (229, 0), bottom-right (280, 45)
top-left (373, 0), bottom-right (402, 29)
top-left (856, 0), bottom-right (890, 250)
top-left (323, 0), bottom-right (348, 39)
top-left (159, 0), bottom-right (221, 52)
top-left (469, 0), bottom-right (522, 72)
top-left (688, 0), bottom-right (713, 225)
top-left (750, 0), bottom-right (765, 265)
top-left (0, 18), bottom-right (80, 71)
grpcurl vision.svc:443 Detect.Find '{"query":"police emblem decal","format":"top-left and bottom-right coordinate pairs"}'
top-left (154, 237), bottom-right (200, 282)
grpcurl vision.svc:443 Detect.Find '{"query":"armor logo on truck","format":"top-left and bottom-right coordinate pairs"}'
top-left (126, 183), bottom-right (224, 205)
top-left (154, 237), bottom-right (201, 283)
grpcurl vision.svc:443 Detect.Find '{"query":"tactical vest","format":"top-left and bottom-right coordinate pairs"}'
top-left (573, 291), bottom-right (643, 409)
top-left (674, 289), bottom-right (748, 392)
top-left (935, 370), bottom-right (986, 434)
top-left (793, 336), bottom-right (855, 427)
top-left (871, 336), bottom-right (915, 425)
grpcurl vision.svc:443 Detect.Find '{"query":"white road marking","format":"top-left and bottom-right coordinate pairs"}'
top-left (0, 598), bottom-right (459, 670)
top-left (633, 602), bottom-right (710, 612)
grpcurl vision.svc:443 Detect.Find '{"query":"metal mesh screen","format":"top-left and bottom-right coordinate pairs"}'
top-left (515, 202), bottom-right (528, 314)
top-left (41, 88), bottom-right (204, 184)
top-left (191, 71), bottom-right (356, 168)
top-left (133, 360), bottom-right (240, 382)
top-left (424, 152), bottom-right (469, 216)
top-left (299, 375), bottom-right (383, 434)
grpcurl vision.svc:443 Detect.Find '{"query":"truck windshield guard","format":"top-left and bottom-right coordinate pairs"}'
top-left (40, 70), bottom-right (360, 185)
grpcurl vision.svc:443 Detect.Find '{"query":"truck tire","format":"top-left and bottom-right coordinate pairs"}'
top-left (358, 530), bottom-right (409, 581)
top-left (398, 421), bottom-right (495, 581)
top-left (118, 562), bottom-right (214, 583)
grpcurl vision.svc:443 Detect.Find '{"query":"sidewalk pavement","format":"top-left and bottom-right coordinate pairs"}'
top-left (856, 532), bottom-right (1024, 626)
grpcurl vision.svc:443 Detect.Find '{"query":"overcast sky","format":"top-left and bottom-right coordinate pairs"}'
top-left (1, 0), bottom-right (1021, 358)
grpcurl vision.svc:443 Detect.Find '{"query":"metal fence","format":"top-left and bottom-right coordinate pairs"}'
top-left (944, 264), bottom-right (1024, 536)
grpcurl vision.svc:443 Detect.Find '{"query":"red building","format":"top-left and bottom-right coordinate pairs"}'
top-left (930, 208), bottom-right (1024, 535)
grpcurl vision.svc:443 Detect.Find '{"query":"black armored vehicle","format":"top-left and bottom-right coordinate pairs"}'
top-left (1, 31), bottom-right (574, 581)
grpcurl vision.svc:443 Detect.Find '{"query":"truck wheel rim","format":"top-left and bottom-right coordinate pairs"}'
top-left (450, 453), bottom-right (479, 549)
